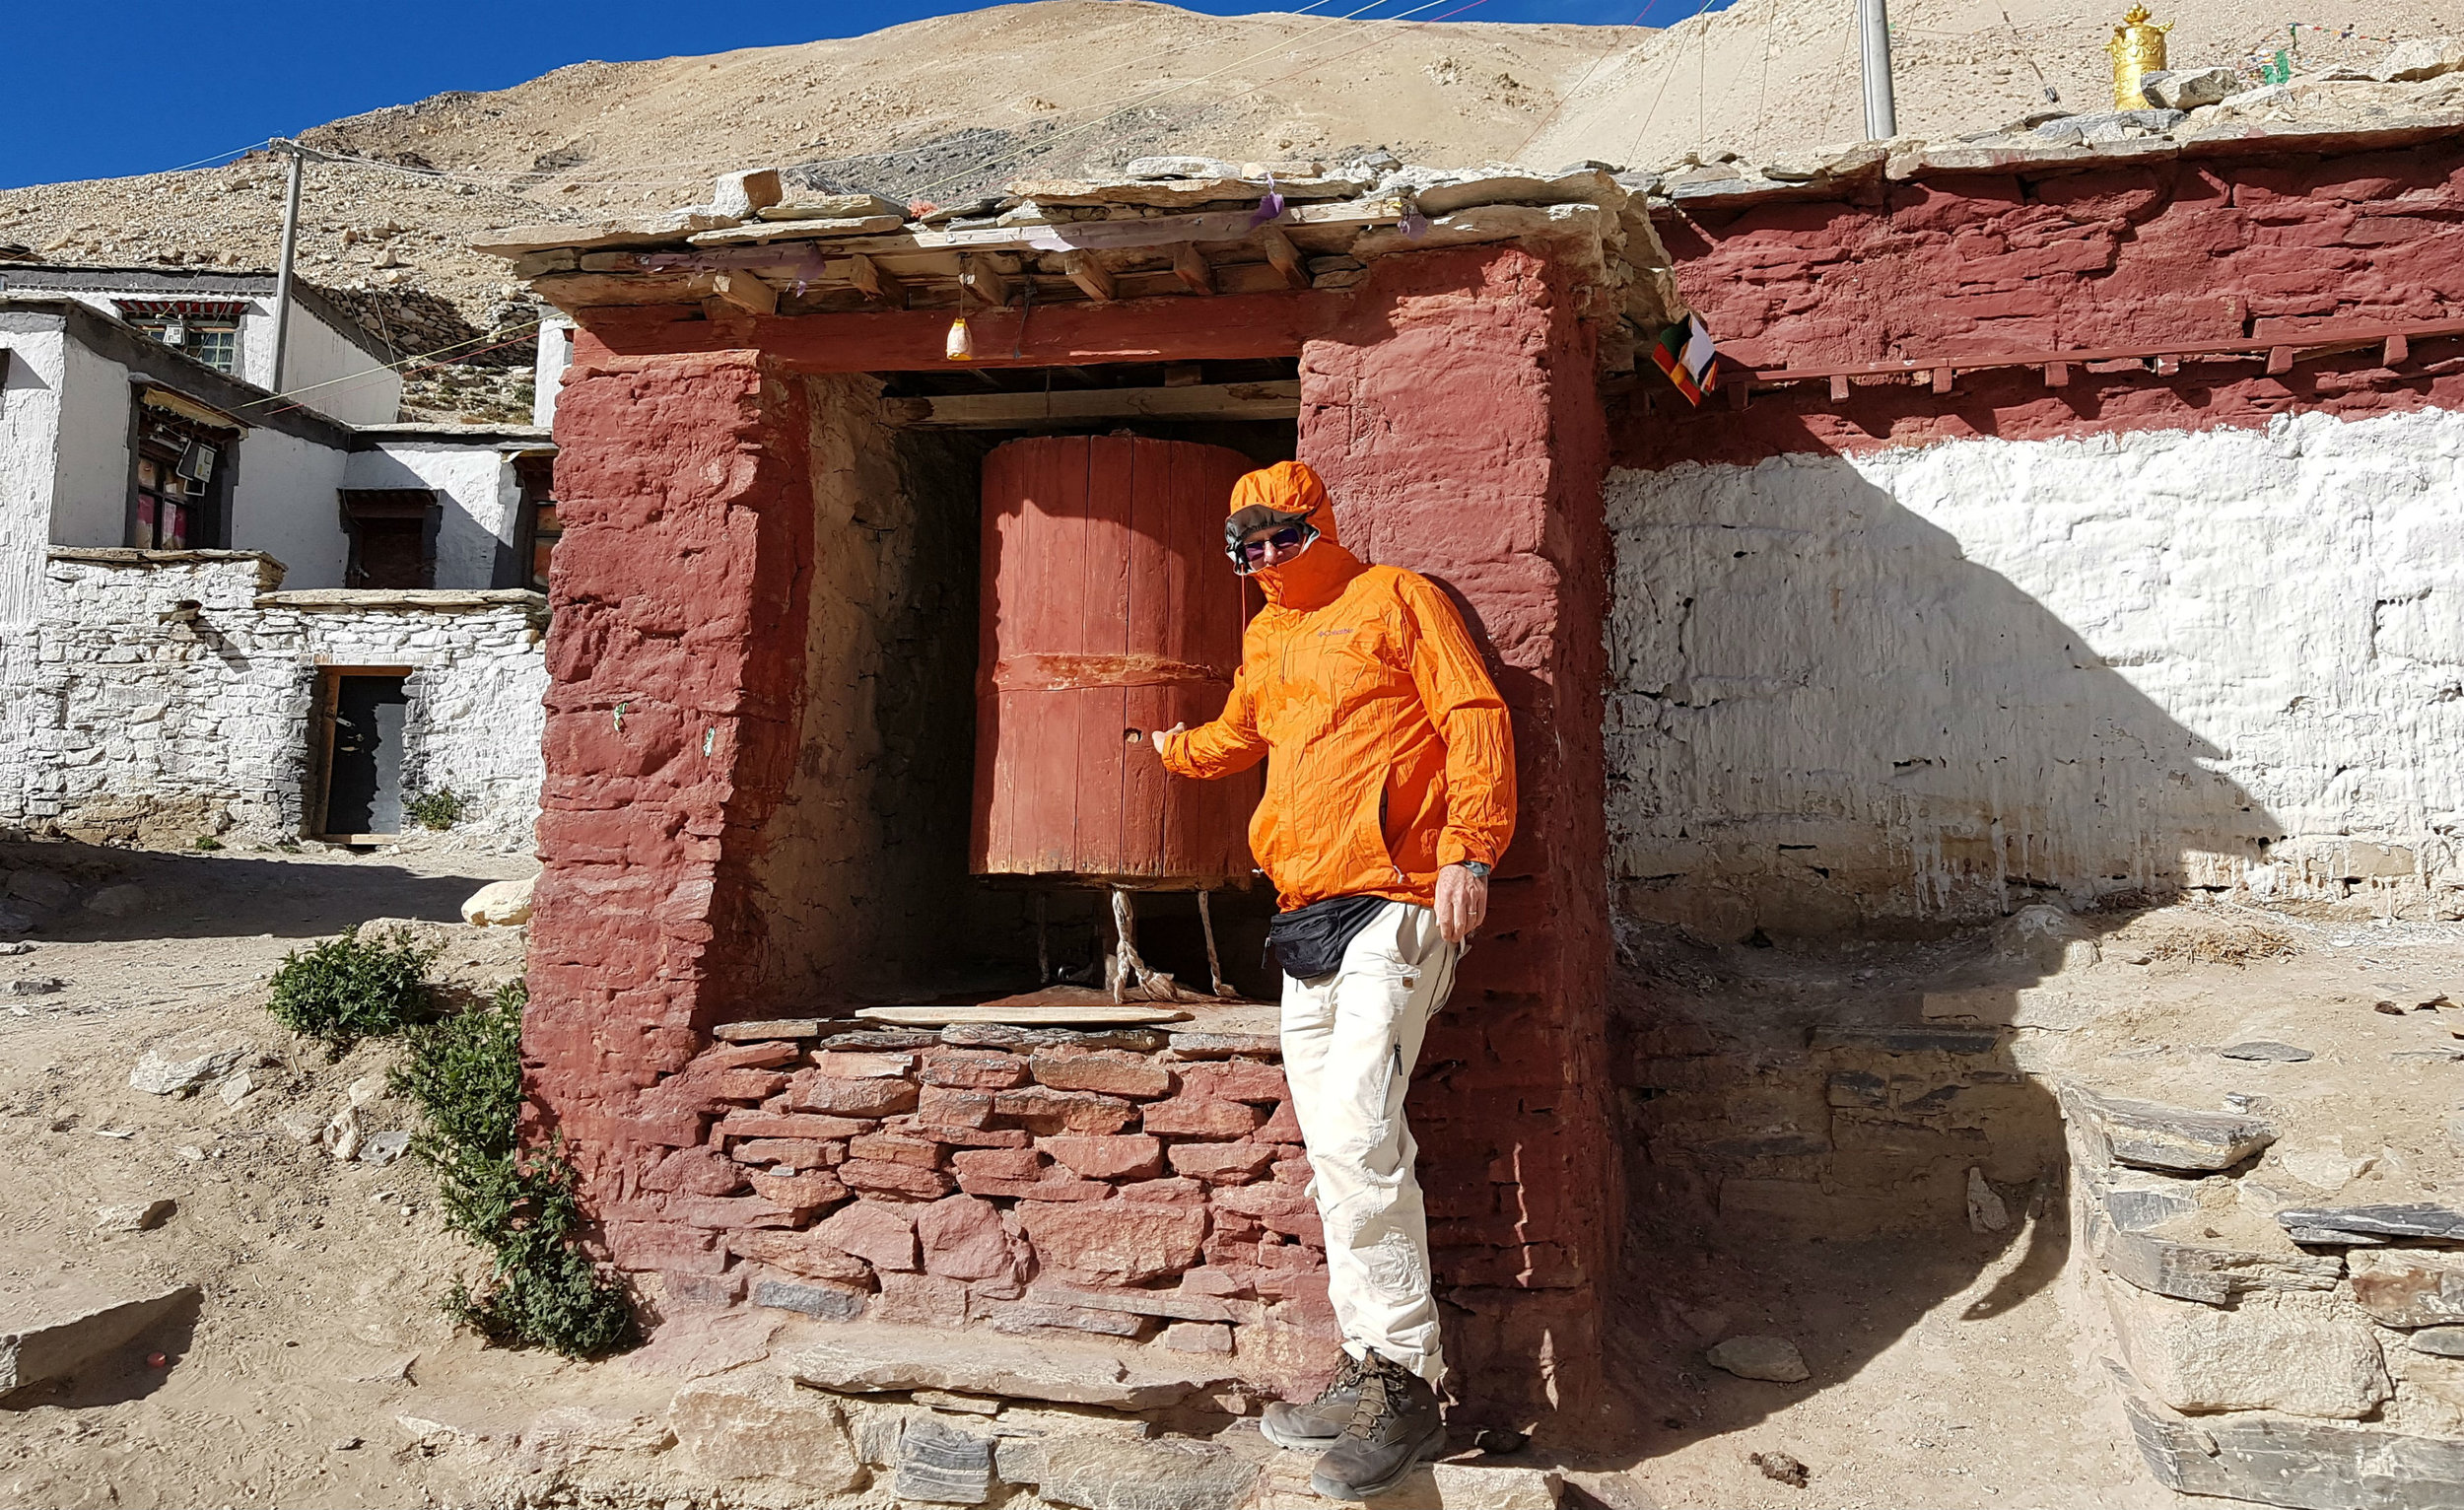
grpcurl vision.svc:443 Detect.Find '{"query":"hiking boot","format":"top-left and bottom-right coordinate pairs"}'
top-left (1309, 1350), bottom-right (1446, 1500)
top-left (1261, 1353), bottom-right (1367, 1450)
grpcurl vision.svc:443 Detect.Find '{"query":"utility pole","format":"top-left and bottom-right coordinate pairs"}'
top-left (267, 138), bottom-right (319, 394)
top-left (1859, 0), bottom-right (1899, 141)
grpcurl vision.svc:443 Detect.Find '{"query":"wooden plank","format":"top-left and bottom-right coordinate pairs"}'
top-left (847, 253), bottom-right (905, 308)
top-left (1257, 227), bottom-right (1308, 290)
top-left (711, 271), bottom-right (777, 316)
top-left (1061, 251), bottom-right (1116, 303)
top-left (1166, 442), bottom-right (1259, 884)
top-left (1079, 438), bottom-right (1138, 874)
top-left (879, 380), bottom-right (1302, 429)
top-left (959, 256), bottom-right (1011, 309)
top-left (855, 1002), bottom-right (1192, 1026)
top-left (1122, 440), bottom-right (1173, 878)
top-left (1172, 242), bottom-right (1215, 296)
top-left (576, 289), bottom-right (1351, 369)
top-left (1027, 439), bottom-right (1089, 878)
top-left (971, 440), bottom-right (1021, 875)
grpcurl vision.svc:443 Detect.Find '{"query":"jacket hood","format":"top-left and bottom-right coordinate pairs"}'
top-left (1228, 461), bottom-right (1359, 610)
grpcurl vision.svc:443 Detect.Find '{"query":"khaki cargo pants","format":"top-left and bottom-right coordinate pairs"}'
top-left (1278, 899), bottom-right (1459, 1387)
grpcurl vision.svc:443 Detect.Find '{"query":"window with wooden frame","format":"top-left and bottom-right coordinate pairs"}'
top-left (129, 399), bottom-right (235, 550)
top-left (116, 300), bottom-right (246, 376)
top-left (338, 489), bottom-right (440, 589)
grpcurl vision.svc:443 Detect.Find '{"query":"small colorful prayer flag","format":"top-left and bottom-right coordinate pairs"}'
top-left (1652, 314), bottom-right (1720, 405)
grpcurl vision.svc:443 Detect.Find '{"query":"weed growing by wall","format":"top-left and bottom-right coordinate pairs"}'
top-left (388, 982), bottom-right (636, 1356)
top-left (265, 926), bottom-right (439, 1056)
top-left (406, 789), bottom-right (470, 830)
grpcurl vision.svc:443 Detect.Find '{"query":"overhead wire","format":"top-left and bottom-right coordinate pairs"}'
top-left (1507, 3), bottom-right (1658, 164)
top-left (1616, 0), bottom-right (1726, 169)
top-left (156, 138), bottom-right (275, 175)
top-left (239, 320), bottom-right (542, 415)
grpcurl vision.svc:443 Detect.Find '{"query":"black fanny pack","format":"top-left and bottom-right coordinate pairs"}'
top-left (1266, 894), bottom-right (1393, 980)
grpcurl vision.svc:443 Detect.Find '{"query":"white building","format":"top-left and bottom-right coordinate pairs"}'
top-left (0, 275), bottom-right (555, 852)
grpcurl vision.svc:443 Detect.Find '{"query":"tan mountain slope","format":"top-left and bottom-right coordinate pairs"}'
top-left (0, 0), bottom-right (2451, 413)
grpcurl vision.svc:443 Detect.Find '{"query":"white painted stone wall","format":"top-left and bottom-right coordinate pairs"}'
top-left (0, 552), bottom-right (547, 849)
top-left (0, 313), bottom-right (65, 629)
top-left (531, 318), bottom-right (574, 430)
top-left (1607, 404), bottom-right (2464, 931)
top-left (342, 441), bottom-right (519, 590)
top-left (48, 287), bottom-right (401, 426)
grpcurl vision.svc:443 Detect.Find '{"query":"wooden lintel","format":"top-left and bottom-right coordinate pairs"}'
top-left (574, 288), bottom-right (1349, 371)
top-left (848, 253), bottom-right (906, 309)
top-left (1061, 250), bottom-right (1116, 303)
top-left (711, 271), bottom-right (777, 317)
top-left (1258, 227), bottom-right (1308, 290)
top-left (880, 379), bottom-right (1302, 429)
top-left (1173, 241), bottom-right (1215, 296)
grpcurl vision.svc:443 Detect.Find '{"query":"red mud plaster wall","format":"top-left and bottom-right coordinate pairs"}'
top-left (528, 352), bottom-right (817, 1216)
top-left (1299, 245), bottom-right (1618, 1416)
top-left (1632, 140), bottom-right (2464, 467)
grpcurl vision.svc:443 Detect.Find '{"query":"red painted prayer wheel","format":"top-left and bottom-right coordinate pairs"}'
top-left (970, 435), bottom-right (1263, 888)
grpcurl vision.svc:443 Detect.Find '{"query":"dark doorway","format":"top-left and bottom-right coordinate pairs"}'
top-left (317, 672), bottom-right (409, 839)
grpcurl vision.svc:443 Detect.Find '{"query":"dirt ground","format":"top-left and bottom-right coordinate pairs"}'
top-left (5, 838), bottom-right (2458, 1506)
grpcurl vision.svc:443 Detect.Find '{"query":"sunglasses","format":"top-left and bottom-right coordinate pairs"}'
top-left (1239, 527), bottom-right (1308, 562)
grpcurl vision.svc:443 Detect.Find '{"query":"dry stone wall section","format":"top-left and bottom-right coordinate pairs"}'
top-left (0, 551), bottom-right (547, 847)
top-left (610, 1019), bottom-right (1343, 1401)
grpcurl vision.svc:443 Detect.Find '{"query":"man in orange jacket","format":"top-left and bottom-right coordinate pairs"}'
top-left (1153, 460), bottom-right (1515, 1499)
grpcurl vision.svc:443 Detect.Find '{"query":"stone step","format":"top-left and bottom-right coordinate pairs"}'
top-left (0, 1280), bottom-right (199, 1395)
top-left (785, 1319), bottom-right (1242, 1409)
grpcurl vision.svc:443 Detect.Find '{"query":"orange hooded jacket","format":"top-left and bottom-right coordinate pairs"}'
top-left (1156, 461), bottom-right (1517, 913)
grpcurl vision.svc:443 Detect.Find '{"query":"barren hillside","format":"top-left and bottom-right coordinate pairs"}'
top-left (1, 0), bottom-right (2455, 412)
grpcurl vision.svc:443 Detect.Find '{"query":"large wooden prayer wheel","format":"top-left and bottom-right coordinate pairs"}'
top-left (970, 434), bottom-right (1263, 888)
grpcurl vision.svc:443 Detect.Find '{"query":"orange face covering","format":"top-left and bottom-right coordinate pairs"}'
top-left (1227, 460), bottom-right (1362, 611)
top-left (1159, 460), bottom-right (1518, 913)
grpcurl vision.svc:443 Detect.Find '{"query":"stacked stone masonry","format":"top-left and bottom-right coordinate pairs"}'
top-left (2064, 1085), bottom-right (2464, 1506)
top-left (0, 550), bottom-right (547, 845)
top-left (613, 1019), bottom-right (1359, 1396)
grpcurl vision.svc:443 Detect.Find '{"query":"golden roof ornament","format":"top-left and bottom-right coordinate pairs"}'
top-left (2108, 4), bottom-right (2173, 109)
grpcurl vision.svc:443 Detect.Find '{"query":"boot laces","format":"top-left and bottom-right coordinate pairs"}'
top-left (1313, 1352), bottom-right (1367, 1406)
top-left (1339, 1354), bottom-right (1406, 1440)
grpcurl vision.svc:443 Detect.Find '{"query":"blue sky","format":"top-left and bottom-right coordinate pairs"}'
top-left (5, 0), bottom-right (1675, 191)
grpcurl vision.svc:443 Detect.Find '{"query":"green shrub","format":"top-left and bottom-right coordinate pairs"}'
top-left (193, 835), bottom-right (223, 852)
top-left (405, 789), bottom-right (469, 831)
top-left (265, 925), bottom-right (439, 1057)
top-left (389, 982), bottom-right (636, 1357)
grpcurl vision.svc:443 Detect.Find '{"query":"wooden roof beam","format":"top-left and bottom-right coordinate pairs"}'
top-left (1173, 241), bottom-right (1214, 296)
top-left (1258, 227), bottom-right (1308, 291)
top-left (1061, 250), bottom-right (1116, 303)
top-left (847, 253), bottom-right (906, 309)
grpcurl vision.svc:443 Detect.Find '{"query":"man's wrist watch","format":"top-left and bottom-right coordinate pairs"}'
top-left (1459, 860), bottom-right (1491, 881)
